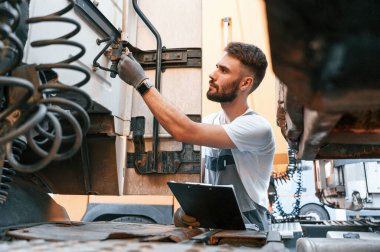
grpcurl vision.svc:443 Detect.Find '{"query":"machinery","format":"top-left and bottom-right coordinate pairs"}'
top-left (268, 0), bottom-right (380, 249)
top-left (271, 0), bottom-right (380, 160)
top-left (0, 0), bottom-right (202, 226)
top-left (269, 0), bottom-right (380, 213)
top-left (1, 0), bottom-right (380, 251)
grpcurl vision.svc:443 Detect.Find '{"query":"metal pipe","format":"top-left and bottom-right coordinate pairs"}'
top-left (131, 0), bottom-right (162, 172)
top-left (222, 17), bottom-right (231, 47)
top-left (121, 0), bottom-right (128, 41)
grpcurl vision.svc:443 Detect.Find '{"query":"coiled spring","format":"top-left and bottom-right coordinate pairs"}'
top-left (0, 0), bottom-right (91, 204)
top-left (0, 0), bottom-right (24, 75)
top-left (0, 0), bottom-right (29, 204)
top-left (26, 0), bottom-right (90, 87)
top-left (0, 138), bottom-right (24, 204)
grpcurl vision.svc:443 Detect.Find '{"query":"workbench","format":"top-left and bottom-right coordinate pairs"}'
top-left (1, 222), bottom-right (287, 251)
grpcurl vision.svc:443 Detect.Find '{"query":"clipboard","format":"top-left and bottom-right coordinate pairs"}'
top-left (167, 181), bottom-right (246, 230)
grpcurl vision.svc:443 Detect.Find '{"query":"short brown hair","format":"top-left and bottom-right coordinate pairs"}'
top-left (225, 42), bottom-right (268, 93)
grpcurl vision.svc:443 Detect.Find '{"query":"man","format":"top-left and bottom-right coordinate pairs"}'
top-left (118, 42), bottom-right (275, 231)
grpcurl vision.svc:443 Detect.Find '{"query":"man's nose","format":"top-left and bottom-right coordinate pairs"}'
top-left (209, 70), bottom-right (217, 80)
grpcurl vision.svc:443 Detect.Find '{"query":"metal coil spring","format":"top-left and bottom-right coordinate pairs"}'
top-left (26, 0), bottom-right (90, 87)
top-left (0, 0), bottom-right (51, 173)
top-left (0, 137), bottom-right (24, 204)
top-left (0, 0), bottom-right (91, 174)
top-left (8, 0), bottom-right (91, 172)
top-left (0, 0), bottom-right (24, 75)
top-left (0, 0), bottom-right (39, 197)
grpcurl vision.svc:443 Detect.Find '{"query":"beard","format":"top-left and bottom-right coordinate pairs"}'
top-left (206, 78), bottom-right (240, 103)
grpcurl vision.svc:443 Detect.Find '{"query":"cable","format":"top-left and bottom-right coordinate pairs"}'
top-left (271, 148), bottom-right (303, 222)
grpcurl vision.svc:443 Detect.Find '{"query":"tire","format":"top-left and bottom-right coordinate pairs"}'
top-left (299, 204), bottom-right (330, 221)
top-left (112, 215), bottom-right (156, 224)
top-left (93, 214), bottom-right (156, 223)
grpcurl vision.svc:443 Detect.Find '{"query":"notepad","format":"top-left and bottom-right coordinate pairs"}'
top-left (167, 181), bottom-right (246, 230)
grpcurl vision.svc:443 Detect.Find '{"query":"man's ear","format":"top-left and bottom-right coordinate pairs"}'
top-left (241, 76), bottom-right (254, 91)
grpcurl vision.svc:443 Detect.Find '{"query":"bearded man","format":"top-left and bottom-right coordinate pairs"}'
top-left (118, 42), bottom-right (275, 231)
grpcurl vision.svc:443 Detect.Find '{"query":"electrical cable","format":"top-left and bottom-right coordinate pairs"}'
top-left (271, 148), bottom-right (303, 222)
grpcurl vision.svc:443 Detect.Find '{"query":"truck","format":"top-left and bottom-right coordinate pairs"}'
top-left (0, 0), bottom-right (205, 224)
top-left (1, 0), bottom-right (380, 251)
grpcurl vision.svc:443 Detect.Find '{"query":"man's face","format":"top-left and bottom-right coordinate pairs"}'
top-left (207, 77), bottom-right (240, 102)
top-left (207, 54), bottom-right (245, 103)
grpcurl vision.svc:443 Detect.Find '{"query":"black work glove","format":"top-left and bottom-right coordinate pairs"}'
top-left (117, 52), bottom-right (148, 89)
top-left (173, 208), bottom-right (200, 228)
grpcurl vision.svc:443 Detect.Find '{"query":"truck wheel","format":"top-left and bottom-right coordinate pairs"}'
top-left (94, 214), bottom-right (156, 223)
top-left (112, 215), bottom-right (156, 224)
top-left (299, 204), bottom-right (330, 221)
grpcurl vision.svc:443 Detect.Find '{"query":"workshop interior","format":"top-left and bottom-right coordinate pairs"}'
top-left (1, 0), bottom-right (380, 251)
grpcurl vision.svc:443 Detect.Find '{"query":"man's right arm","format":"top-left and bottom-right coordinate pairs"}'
top-left (118, 53), bottom-right (236, 149)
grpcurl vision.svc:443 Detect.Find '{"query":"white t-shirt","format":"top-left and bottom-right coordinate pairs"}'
top-left (202, 109), bottom-right (275, 208)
